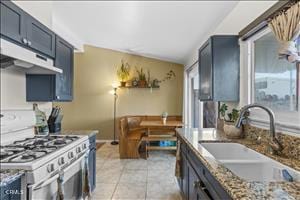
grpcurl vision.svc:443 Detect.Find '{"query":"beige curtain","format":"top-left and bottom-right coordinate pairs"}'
top-left (268, 2), bottom-right (300, 63)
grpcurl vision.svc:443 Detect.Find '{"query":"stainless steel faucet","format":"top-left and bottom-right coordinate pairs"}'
top-left (235, 103), bottom-right (283, 154)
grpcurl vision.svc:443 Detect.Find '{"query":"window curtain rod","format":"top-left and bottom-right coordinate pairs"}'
top-left (239, 0), bottom-right (297, 41)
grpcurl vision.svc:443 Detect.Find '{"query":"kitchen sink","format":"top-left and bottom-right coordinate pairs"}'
top-left (200, 142), bottom-right (300, 182)
top-left (200, 143), bottom-right (266, 162)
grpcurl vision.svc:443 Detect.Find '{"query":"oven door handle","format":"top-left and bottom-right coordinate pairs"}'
top-left (30, 173), bottom-right (60, 191)
top-left (61, 151), bottom-right (88, 173)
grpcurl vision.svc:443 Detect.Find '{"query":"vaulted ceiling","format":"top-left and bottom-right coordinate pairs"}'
top-left (52, 1), bottom-right (238, 64)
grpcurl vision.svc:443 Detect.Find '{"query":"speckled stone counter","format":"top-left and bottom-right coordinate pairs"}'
top-left (59, 130), bottom-right (99, 137)
top-left (176, 128), bottom-right (300, 200)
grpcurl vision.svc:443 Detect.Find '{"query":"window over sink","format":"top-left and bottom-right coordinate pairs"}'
top-left (249, 29), bottom-right (300, 134)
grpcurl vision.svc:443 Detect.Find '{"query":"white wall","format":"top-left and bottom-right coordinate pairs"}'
top-left (185, 1), bottom-right (277, 68)
top-left (12, 1), bottom-right (84, 51)
top-left (12, 1), bottom-right (53, 29)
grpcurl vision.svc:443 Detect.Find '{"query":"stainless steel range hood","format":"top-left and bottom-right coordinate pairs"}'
top-left (0, 38), bottom-right (62, 74)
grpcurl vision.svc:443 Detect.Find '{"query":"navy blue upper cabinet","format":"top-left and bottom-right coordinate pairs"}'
top-left (0, 1), bottom-right (55, 58)
top-left (26, 15), bottom-right (55, 58)
top-left (54, 36), bottom-right (74, 101)
top-left (0, 1), bottom-right (27, 44)
top-left (1, 1), bottom-right (74, 102)
top-left (198, 36), bottom-right (240, 102)
top-left (26, 36), bottom-right (74, 102)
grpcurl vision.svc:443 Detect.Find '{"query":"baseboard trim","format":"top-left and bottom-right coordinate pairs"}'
top-left (96, 139), bottom-right (119, 143)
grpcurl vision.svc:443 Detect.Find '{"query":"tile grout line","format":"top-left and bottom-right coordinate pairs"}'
top-left (109, 149), bottom-right (126, 200)
top-left (145, 158), bottom-right (149, 200)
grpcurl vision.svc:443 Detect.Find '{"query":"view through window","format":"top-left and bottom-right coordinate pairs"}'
top-left (254, 32), bottom-right (299, 112)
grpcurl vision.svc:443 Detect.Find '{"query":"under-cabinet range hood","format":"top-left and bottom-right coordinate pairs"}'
top-left (0, 38), bottom-right (62, 74)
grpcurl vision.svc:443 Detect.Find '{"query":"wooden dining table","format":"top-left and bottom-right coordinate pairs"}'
top-left (139, 120), bottom-right (183, 153)
top-left (140, 120), bottom-right (183, 128)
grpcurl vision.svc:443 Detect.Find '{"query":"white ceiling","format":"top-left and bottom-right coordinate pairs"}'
top-left (52, 1), bottom-right (238, 64)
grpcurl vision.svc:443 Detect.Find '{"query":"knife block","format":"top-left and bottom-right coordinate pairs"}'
top-left (48, 122), bottom-right (61, 133)
top-left (48, 114), bottom-right (63, 133)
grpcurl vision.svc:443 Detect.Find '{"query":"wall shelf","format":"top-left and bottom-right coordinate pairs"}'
top-left (119, 86), bottom-right (160, 89)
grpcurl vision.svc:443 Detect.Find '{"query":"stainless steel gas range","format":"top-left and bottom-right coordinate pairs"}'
top-left (0, 110), bottom-right (90, 200)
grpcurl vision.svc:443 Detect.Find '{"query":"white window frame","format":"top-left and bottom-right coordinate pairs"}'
top-left (183, 62), bottom-right (203, 128)
top-left (246, 28), bottom-right (300, 136)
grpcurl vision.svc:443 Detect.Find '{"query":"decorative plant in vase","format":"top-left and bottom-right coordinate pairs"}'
top-left (218, 103), bottom-right (228, 130)
top-left (136, 67), bottom-right (147, 87)
top-left (223, 108), bottom-right (242, 139)
top-left (117, 60), bottom-right (130, 87)
top-left (162, 112), bottom-right (168, 125)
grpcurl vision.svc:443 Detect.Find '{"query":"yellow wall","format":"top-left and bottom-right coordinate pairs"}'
top-left (55, 45), bottom-right (184, 140)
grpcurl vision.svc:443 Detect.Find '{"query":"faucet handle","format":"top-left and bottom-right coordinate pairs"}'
top-left (269, 138), bottom-right (283, 155)
top-left (256, 136), bottom-right (262, 144)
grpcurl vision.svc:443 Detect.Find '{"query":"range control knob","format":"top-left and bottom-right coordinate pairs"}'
top-left (47, 163), bottom-right (55, 173)
top-left (76, 146), bottom-right (82, 153)
top-left (58, 157), bottom-right (65, 165)
top-left (68, 151), bottom-right (74, 159)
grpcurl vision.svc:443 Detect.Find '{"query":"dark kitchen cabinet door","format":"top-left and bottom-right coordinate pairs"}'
top-left (199, 40), bottom-right (213, 101)
top-left (198, 36), bottom-right (240, 102)
top-left (26, 36), bottom-right (73, 102)
top-left (26, 75), bottom-right (55, 102)
top-left (181, 151), bottom-right (188, 199)
top-left (188, 162), bottom-right (211, 200)
top-left (188, 162), bottom-right (200, 200)
top-left (0, 1), bottom-right (27, 44)
top-left (54, 36), bottom-right (74, 101)
top-left (26, 15), bottom-right (55, 58)
top-left (88, 148), bottom-right (96, 192)
top-left (89, 134), bottom-right (96, 192)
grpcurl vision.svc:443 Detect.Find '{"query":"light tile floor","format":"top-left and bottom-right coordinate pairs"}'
top-left (92, 143), bottom-right (182, 200)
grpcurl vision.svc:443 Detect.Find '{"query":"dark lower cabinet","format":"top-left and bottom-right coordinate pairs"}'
top-left (180, 144), bottom-right (188, 199)
top-left (188, 162), bottom-right (211, 200)
top-left (0, 174), bottom-right (23, 200)
top-left (178, 139), bottom-right (231, 200)
top-left (88, 134), bottom-right (96, 192)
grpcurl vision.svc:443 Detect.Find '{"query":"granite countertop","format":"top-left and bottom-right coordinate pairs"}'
top-left (176, 128), bottom-right (300, 200)
top-left (58, 130), bottom-right (99, 136)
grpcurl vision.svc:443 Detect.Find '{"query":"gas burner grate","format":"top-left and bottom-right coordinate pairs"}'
top-left (1, 135), bottom-right (81, 163)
